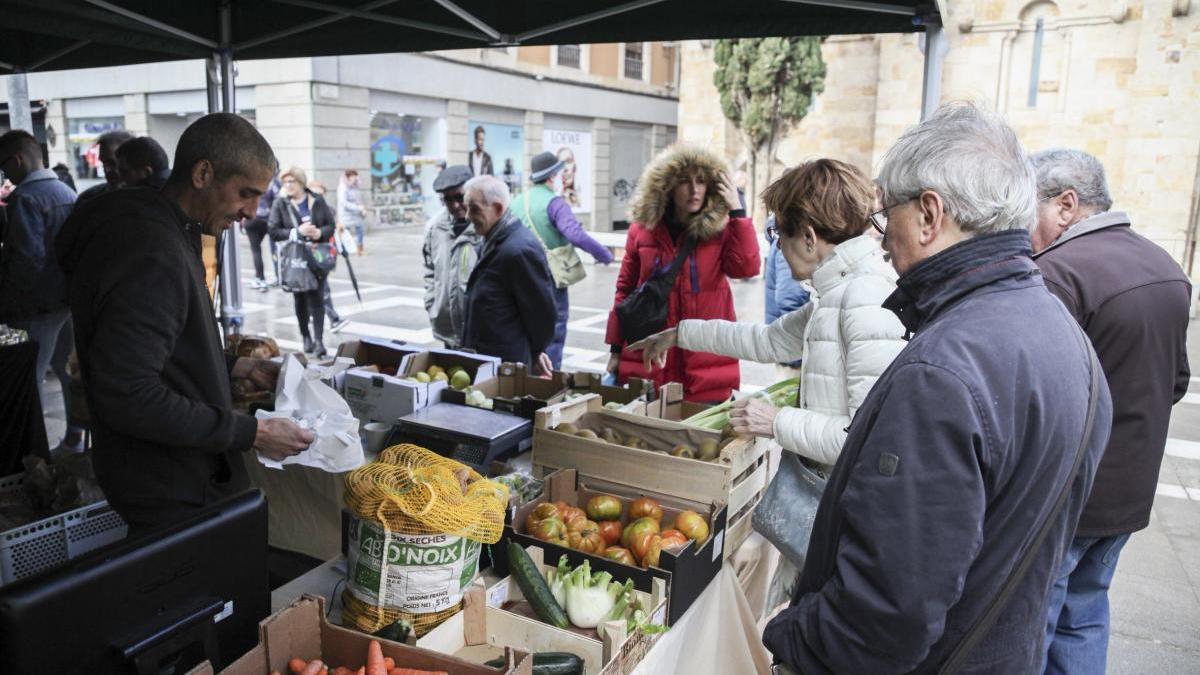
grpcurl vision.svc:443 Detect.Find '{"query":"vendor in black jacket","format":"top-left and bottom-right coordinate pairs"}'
top-left (460, 175), bottom-right (557, 375)
top-left (56, 114), bottom-right (313, 532)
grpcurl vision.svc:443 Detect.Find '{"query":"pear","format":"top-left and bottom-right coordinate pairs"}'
top-left (698, 438), bottom-right (721, 462)
top-left (556, 422), bottom-right (580, 435)
top-left (415, 371), bottom-right (432, 384)
top-left (670, 444), bottom-right (697, 459)
top-left (450, 370), bottom-right (472, 391)
top-left (576, 429), bottom-right (600, 440)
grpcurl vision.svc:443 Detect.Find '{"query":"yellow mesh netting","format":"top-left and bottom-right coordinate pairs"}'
top-left (341, 444), bottom-right (509, 637)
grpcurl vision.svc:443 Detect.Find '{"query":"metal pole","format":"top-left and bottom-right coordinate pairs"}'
top-left (205, 55), bottom-right (221, 113)
top-left (920, 17), bottom-right (948, 121)
top-left (215, 0), bottom-right (243, 335)
top-left (5, 70), bottom-right (33, 133)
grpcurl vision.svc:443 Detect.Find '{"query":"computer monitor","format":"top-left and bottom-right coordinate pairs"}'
top-left (0, 489), bottom-right (270, 675)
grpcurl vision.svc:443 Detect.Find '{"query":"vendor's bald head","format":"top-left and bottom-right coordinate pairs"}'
top-left (164, 113), bottom-right (278, 237)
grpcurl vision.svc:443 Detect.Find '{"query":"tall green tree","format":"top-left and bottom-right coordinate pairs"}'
top-left (713, 37), bottom-right (826, 217)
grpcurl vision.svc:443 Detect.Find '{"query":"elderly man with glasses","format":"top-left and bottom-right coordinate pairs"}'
top-left (422, 165), bottom-right (482, 350)
top-left (763, 103), bottom-right (1113, 675)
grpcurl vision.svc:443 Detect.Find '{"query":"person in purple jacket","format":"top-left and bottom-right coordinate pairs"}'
top-left (510, 151), bottom-right (614, 369)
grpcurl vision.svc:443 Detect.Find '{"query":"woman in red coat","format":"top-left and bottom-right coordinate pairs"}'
top-left (605, 145), bottom-right (760, 401)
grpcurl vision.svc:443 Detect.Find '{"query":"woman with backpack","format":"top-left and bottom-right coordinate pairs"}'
top-left (269, 166), bottom-right (336, 357)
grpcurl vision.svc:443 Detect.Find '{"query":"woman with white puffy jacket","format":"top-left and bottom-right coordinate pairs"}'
top-left (631, 158), bottom-right (906, 469)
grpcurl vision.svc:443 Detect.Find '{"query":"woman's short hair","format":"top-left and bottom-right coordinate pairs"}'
top-left (762, 159), bottom-right (875, 244)
top-left (344, 168), bottom-right (358, 178)
top-left (280, 165), bottom-right (308, 187)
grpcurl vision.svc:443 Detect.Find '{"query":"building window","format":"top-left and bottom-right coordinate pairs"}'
top-left (624, 43), bottom-right (643, 81)
top-left (558, 44), bottom-right (581, 69)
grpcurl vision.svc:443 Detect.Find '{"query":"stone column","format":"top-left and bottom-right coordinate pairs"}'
top-left (310, 82), bottom-right (370, 208)
top-left (592, 117), bottom-right (612, 232)
top-left (44, 98), bottom-right (69, 170)
top-left (446, 100), bottom-right (469, 167)
top-left (123, 93), bottom-right (149, 136)
top-left (524, 109), bottom-right (544, 162)
top-left (255, 81), bottom-right (317, 179)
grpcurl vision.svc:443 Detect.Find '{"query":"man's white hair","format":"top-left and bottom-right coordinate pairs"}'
top-left (464, 174), bottom-right (510, 210)
top-left (1030, 149), bottom-right (1112, 213)
top-left (877, 102), bottom-right (1037, 235)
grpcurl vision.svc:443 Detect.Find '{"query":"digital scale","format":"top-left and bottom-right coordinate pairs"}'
top-left (387, 402), bottom-right (533, 472)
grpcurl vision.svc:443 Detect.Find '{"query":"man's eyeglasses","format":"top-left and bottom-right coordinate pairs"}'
top-left (868, 197), bottom-right (916, 235)
top-left (441, 193), bottom-right (465, 205)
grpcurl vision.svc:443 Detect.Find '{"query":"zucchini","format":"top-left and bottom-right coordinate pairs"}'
top-left (485, 652), bottom-right (585, 675)
top-left (507, 540), bottom-right (570, 629)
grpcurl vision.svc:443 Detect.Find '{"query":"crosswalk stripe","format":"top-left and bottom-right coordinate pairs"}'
top-left (1166, 438), bottom-right (1200, 461)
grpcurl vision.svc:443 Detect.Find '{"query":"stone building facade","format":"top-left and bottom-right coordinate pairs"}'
top-left (679, 0), bottom-right (1200, 269)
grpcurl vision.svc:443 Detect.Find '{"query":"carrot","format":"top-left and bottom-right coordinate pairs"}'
top-left (300, 660), bottom-right (325, 675)
top-left (290, 658), bottom-right (309, 675)
top-left (332, 668), bottom-right (353, 675)
top-left (383, 657), bottom-right (395, 670)
top-left (366, 639), bottom-right (387, 675)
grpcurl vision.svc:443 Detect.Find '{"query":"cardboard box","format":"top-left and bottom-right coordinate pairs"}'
top-left (496, 469), bottom-right (725, 627)
top-left (342, 368), bottom-right (433, 424)
top-left (566, 372), bottom-right (656, 408)
top-left (422, 548), bottom-right (666, 675)
top-left (399, 348), bottom-right (501, 389)
top-left (188, 594), bottom-right (530, 674)
top-left (442, 363), bottom-right (571, 418)
top-left (531, 394), bottom-right (768, 562)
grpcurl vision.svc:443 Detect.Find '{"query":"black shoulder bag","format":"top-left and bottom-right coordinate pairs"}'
top-left (615, 236), bottom-right (697, 344)
top-left (938, 353), bottom-right (1102, 674)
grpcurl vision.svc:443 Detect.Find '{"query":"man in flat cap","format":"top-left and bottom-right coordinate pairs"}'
top-left (422, 165), bottom-right (481, 349)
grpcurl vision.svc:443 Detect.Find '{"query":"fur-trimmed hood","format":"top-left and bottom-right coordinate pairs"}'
top-left (629, 143), bottom-right (732, 241)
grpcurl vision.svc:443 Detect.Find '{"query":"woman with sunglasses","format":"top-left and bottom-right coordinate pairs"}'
top-left (422, 165), bottom-right (482, 350)
top-left (631, 158), bottom-right (906, 470)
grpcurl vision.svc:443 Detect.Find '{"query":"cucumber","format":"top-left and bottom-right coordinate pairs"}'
top-left (506, 540), bottom-right (570, 629)
top-left (485, 652), bottom-right (585, 675)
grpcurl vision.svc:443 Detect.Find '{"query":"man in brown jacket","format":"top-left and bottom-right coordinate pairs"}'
top-left (1031, 149), bottom-right (1191, 674)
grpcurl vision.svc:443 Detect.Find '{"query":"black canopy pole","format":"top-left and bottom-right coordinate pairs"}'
top-left (216, 0), bottom-right (245, 336)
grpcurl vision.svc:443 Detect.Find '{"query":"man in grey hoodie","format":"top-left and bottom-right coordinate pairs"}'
top-left (423, 165), bottom-right (481, 349)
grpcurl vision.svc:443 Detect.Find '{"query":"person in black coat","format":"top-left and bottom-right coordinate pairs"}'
top-left (763, 103), bottom-right (1113, 674)
top-left (55, 114), bottom-right (313, 532)
top-left (460, 175), bottom-right (556, 374)
top-left (268, 166), bottom-right (336, 357)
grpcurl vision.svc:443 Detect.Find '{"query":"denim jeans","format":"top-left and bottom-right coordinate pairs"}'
top-left (547, 285), bottom-right (569, 370)
top-left (11, 308), bottom-right (72, 425)
top-left (1043, 533), bottom-right (1131, 675)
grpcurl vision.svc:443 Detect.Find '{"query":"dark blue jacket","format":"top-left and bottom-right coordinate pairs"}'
top-left (0, 168), bottom-right (77, 321)
top-left (763, 230), bottom-right (1112, 674)
top-left (764, 239), bottom-right (811, 324)
top-left (462, 212), bottom-right (557, 366)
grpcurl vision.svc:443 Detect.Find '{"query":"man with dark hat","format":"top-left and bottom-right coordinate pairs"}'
top-left (510, 151), bottom-right (613, 369)
top-left (423, 164), bottom-right (481, 349)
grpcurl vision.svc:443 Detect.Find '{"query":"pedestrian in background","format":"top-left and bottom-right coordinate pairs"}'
top-left (1032, 149), bottom-right (1191, 675)
top-left (307, 180), bottom-right (348, 334)
top-left (511, 151), bottom-right (614, 370)
top-left (337, 169), bottom-right (367, 256)
top-left (0, 129), bottom-right (80, 454)
top-left (75, 129), bottom-right (132, 205)
top-left (460, 175), bottom-right (556, 372)
top-left (245, 174), bottom-right (280, 292)
top-left (114, 136), bottom-right (171, 190)
top-left (423, 165), bottom-right (480, 350)
top-left (605, 144), bottom-right (760, 402)
top-left (269, 166), bottom-right (336, 357)
top-left (52, 163), bottom-right (76, 192)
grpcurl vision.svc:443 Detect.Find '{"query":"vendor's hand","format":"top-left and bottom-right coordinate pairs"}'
top-left (232, 357), bottom-right (281, 392)
top-left (254, 417), bottom-right (314, 461)
top-left (606, 352), bottom-right (621, 375)
top-left (628, 327), bottom-right (678, 371)
top-left (299, 223), bottom-right (320, 239)
top-left (537, 352), bottom-right (554, 378)
top-left (717, 171), bottom-right (742, 212)
top-left (729, 397), bottom-right (780, 439)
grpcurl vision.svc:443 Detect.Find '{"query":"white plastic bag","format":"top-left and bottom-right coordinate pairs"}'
top-left (255, 354), bottom-right (364, 472)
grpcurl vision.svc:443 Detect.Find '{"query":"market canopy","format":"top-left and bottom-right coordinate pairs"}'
top-left (0, 0), bottom-right (940, 74)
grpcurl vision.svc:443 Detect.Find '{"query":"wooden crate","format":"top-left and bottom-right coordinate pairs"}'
top-left (532, 394), bottom-right (769, 559)
top-left (421, 547), bottom-right (667, 675)
top-left (628, 383), bottom-right (774, 558)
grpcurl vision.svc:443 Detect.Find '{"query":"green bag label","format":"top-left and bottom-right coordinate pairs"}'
top-left (346, 517), bottom-right (482, 613)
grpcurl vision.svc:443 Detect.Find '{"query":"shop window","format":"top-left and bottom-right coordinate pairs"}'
top-left (624, 43), bottom-right (644, 81)
top-left (67, 117), bottom-right (124, 182)
top-left (558, 44), bottom-right (582, 69)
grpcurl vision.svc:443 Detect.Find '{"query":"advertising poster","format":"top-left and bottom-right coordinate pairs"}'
top-left (542, 129), bottom-right (592, 214)
top-left (370, 112), bottom-right (445, 226)
top-left (467, 121), bottom-right (524, 196)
